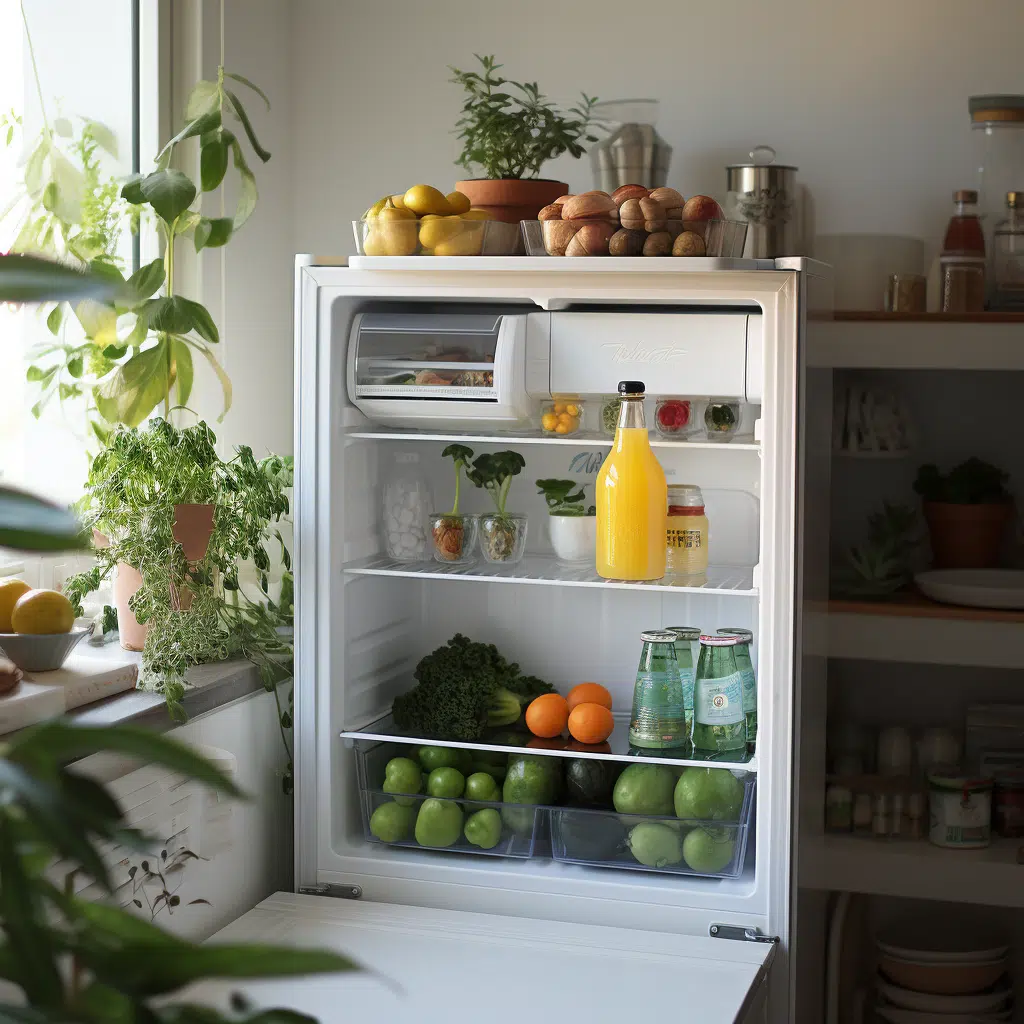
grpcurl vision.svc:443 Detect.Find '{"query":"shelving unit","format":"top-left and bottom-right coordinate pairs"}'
top-left (802, 834), bottom-right (1024, 909)
top-left (346, 429), bottom-right (760, 451)
top-left (826, 593), bottom-right (1024, 668)
top-left (344, 554), bottom-right (758, 596)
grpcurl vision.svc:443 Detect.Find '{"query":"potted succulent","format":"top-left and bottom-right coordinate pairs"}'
top-left (536, 479), bottom-right (596, 564)
top-left (914, 458), bottom-right (1014, 569)
top-left (430, 444), bottom-right (478, 564)
top-left (833, 502), bottom-right (921, 598)
top-left (449, 54), bottom-right (598, 223)
top-left (468, 450), bottom-right (528, 563)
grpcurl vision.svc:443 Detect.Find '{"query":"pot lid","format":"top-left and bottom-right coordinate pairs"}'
top-left (969, 95), bottom-right (1024, 122)
top-left (727, 145), bottom-right (797, 171)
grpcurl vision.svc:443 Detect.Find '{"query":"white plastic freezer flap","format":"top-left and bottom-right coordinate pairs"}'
top-left (548, 311), bottom-right (753, 399)
top-left (188, 893), bottom-right (772, 1023)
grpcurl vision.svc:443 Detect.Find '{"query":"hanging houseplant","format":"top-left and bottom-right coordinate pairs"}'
top-left (449, 54), bottom-right (598, 222)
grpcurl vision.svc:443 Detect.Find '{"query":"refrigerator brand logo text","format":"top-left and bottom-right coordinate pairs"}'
top-left (603, 342), bottom-right (686, 365)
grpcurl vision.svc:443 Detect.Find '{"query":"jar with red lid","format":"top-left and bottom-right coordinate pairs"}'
top-left (665, 483), bottom-right (708, 577)
top-left (655, 398), bottom-right (694, 438)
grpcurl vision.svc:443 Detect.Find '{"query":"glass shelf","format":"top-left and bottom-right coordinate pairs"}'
top-left (341, 712), bottom-right (757, 772)
top-left (346, 428), bottom-right (759, 451)
top-left (344, 555), bottom-right (757, 596)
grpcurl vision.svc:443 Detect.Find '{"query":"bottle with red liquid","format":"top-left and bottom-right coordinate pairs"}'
top-left (941, 189), bottom-right (986, 312)
top-left (942, 189), bottom-right (986, 257)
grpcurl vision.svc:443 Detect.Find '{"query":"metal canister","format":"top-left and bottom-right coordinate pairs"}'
top-left (589, 99), bottom-right (672, 192)
top-left (725, 146), bottom-right (801, 258)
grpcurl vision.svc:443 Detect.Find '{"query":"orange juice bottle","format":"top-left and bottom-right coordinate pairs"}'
top-left (596, 381), bottom-right (667, 580)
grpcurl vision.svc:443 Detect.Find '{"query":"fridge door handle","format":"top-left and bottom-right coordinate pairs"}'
top-left (709, 923), bottom-right (780, 946)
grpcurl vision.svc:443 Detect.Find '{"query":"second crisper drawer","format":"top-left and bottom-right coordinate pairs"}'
top-left (546, 312), bottom-right (761, 401)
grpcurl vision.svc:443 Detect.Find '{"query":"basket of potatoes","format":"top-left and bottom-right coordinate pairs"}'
top-left (522, 186), bottom-right (747, 258)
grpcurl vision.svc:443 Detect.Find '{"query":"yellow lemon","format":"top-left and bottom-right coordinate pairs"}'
top-left (445, 190), bottom-right (472, 215)
top-left (462, 208), bottom-right (492, 220)
top-left (11, 588), bottom-right (75, 635)
top-left (419, 215), bottom-right (464, 250)
top-left (390, 193), bottom-right (407, 209)
top-left (361, 228), bottom-right (387, 256)
top-left (403, 184), bottom-right (452, 217)
top-left (0, 578), bottom-right (31, 632)
top-left (362, 195), bottom-right (390, 221)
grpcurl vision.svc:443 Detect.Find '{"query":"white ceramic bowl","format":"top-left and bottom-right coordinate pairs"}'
top-left (878, 953), bottom-right (1007, 995)
top-left (876, 919), bottom-right (1010, 963)
top-left (877, 976), bottom-right (1012, 1014)
top-left (0, 626), bottom-right (91, 672)
top-left (876, 1004), bottom-right (1012, 1024)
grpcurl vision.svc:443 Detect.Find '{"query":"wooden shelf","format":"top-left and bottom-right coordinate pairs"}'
top-left (829, 591), bottom-right (1024, 625)
top-left (801, 834), bottom-right (1024, 908)
top-left (833, 311), bottom-right (1024, 323)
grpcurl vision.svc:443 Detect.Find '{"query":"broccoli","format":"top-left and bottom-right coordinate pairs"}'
top-left (392, 633), bottom-right (553, 740)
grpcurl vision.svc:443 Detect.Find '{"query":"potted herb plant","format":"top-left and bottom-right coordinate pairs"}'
top-left (536, 478), bottom-right (596, 564)
top-left (468, 450), bottom-right (528, 563)
top-left (914, 457), bottom-right (1014, 569)
top-left (430, 444), bottom-right (478, 564)
top-left (449, 54), bottom-right (598, 223)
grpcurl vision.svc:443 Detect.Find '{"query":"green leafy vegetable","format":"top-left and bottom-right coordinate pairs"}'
top-left (467, 450), bottom-right (525, 515)
top-left (392, 634), bottom-right (553, 740)
top-left (913, 458), bottom-right (1011, 504)
top-left (440, 444), bottom-right (474, 515)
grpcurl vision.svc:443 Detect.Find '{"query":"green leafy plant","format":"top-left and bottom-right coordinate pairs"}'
top-left (449, 54), bottom-right (597, 180)
top-left (913, 458), bottom-right (1011, 504)
top-left (63, 420), bottom-right (295, 788)
top-left (535, 478), bottom-right (594, 517)
top-left (467, 451), bottom-right (526, 516)
top-left (441, 443), bottom-right (474, 515)
top-left (833, 502), bottom-right (922, 598)
top-left (0, 719), bottom-right (358, 1022)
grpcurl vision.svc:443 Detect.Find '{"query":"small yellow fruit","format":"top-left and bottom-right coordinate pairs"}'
top-left (403, 184), bottom-right (452, 217)
top-left (390, 193), bottom-right (407, 209)
top-left (445, 190), bottom-right (471, 215)
top-left (376, 198), bottom-right (418, 255)
top-left (558, 412), bottom-right (574, 426)
top-left (419, 215), bottom-right (464, 250)
top-left (541, 413), bottom-right (558, 431)
top-left (553, 403), bottom-right (566, 414)
top-left (565, 404), bottom-right (580, 416)
top-left (555, 422), bottom-right (570, 434)
top-left (11, 588), bottom-right (74, 635)
top-left (362, 229), bottom-right (387, 256)
top-left (362, 195), bottom-right (390, 221)
top-left (462, 209), bottom-right (492, 220)
top-left (0, 578), bottom-right (31, 632)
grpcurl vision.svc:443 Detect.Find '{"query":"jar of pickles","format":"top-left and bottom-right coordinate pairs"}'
top-left (540, 397), bottom-right (584, 435)
top-left (665, 484), bottom-right (709, 578)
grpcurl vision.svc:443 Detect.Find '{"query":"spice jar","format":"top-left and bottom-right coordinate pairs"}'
top-left (940, 256), bottom-right (986, 313)
top-left (704, 400), bottom-right (740, 442)
top-left (665, 484), bottom-right (708, 578)
top-left (927, 769), bottom-right (993, 849)
top-left (540, 398), bottom-right (584, 436)
top-left (654, 398), bottom-right (693, 438)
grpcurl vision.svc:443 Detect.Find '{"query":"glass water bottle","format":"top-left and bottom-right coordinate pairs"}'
top-left (691, 634), bottom-right (746, 755)
top-left (718, 627), bottom-right (757, 751)
top-left (629, 630), bottom-right (685, 750)
top-left (667, 626), bottom-right (700, 741)
top-left (993, 191), bottom-right (1024, 310)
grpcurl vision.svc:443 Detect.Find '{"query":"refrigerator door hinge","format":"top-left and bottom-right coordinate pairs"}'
top-left (709, 924), bottom-right (780, 945)
top-left (297, 883), bottom-right (362, 900)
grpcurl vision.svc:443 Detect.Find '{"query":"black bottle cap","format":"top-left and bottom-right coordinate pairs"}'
top-left (618, 380), bottom-right (645, 395)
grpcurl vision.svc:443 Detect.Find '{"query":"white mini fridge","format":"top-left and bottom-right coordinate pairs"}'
top-left (207, 255), bottom-right (832, 1024)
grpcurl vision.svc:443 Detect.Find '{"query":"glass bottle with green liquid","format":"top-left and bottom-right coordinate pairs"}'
top-left (718, 627), bottom-right (757, 751)
top-left (691, 634), bottom-right (746, 755)
top-left (629, 630), bottom-right (686, 750)
top-left (666, 626), bottom-right (700, 741)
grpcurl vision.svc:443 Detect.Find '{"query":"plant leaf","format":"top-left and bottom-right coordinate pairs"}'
top-left (85, 119), bottom-right (119, 156)
top-left (189, 340), bottom-right (232, 418)
top-left (0, 485), bottom-right (85, 551)
top-left (171, 337), bottom-right (194, 408)
top-left (140, 295), bottom-right (196, 335)
top-left (45, 304), bottom-right (62, 335)
top-left (139, 169), bottom-right (197, 224)
top-left (179, 298), bottom-right (218, 344)
top-left (0, 253), bottom-right (119, 303)
top-left (93, 341), bottom-right (170, 426)
top-left (184, 79), bottom-right (221, 121)
top-left (194, 216), bottom-right (232, 251)
top-left (121, 173), bottom-right (145, 204)
top-left (229, 139), bottom-right (258, 229)
top-left (199, 135), bottom-right (230, 192)
top-left (156, 110), bottom-right (222, 164)
top-left (224, 89), bottom-right (271, 162)
top-left (26, 365), bottom-right (57, 386)
top-left (224, 71), bottom-right (271, 110)
top-left (75, 298), bottom-right (119, 348)
top-left (123, 258), bottom-right (166, 307)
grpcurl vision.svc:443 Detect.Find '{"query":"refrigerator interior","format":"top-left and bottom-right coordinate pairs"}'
top-left (795, 364), bottom-right (1024, 1023)
top-left (294, 265), bottom-right (806, 960)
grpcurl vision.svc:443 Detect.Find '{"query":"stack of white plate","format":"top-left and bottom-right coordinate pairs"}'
top-left (874, 921), bottom-right (1012, 1023)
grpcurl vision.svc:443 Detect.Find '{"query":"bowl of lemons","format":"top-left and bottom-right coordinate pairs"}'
top-left (0, 578), bottom-right (92, 673)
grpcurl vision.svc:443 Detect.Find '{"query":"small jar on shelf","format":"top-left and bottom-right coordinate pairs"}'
top-left (479, 513), bottom-right (528, 564)
top-left (599, 396), bottom-right (621, 437)
top-left (429, 512), bottom-right (479, 565)
top-left (704, 400), bottom-right (741, 442)
top-left (654, 398), bottom-right (694, 438)
top-left (540, 398), bottom-right (584, 436)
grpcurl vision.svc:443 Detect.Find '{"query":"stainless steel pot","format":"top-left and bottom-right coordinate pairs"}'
top-left (725, 146), bottom-right (801, 258)
top-left (589, 99), bottom-right (672, 192)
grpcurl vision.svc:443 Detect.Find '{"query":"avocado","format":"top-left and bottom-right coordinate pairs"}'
top-left (565, 758), bottom-right (621, 808)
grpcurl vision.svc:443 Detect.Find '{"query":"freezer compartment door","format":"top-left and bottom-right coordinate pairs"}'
top-left (190, 892), bottom-right (774, 1023)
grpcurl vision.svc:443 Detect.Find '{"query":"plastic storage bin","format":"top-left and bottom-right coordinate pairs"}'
top-left (550, 773), bottom-right (755, 878)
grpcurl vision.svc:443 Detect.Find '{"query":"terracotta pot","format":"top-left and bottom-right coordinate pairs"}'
top-left (923, 500), bottom-right (1013, 569)
top-left (113, 562), bottom-right (147, 651)
top-left (455, 178), bottom-right (568, 224)
top-left (172, 503), bottom-right (215, 562)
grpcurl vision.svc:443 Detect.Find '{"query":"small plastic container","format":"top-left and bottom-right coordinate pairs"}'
top-left (479, 513), bottom-right (528, 564)
top-left (429, 512), bottom-right (478, 565)
top-left (540, 398), bottom-right (584, 436)
top-left (704, 400), bottom-right (741, 442)
top-left (654, 398), bottom-right (694, 438)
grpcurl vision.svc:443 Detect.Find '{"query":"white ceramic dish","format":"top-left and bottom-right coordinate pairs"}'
top-left (875, 1004), bottom-right (1012, 1024)
top-left (877, 953), bottom-right (1006, 995)
top-left (876, 918), bottom-right (1010, 964)
top-left (0, 626), bottom-right (91, 672)
top-left (877, 977), bottom-right (1012, 1014)
top-left (915, 569), bottom-right (1024, 610)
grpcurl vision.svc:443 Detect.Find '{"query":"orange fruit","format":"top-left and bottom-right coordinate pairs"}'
top-left (525, 693), bottom-right (569, 739)
top-left (567, 682), bottom-right (613, 712)
top-left (568, 702), bottom-right (615, 745)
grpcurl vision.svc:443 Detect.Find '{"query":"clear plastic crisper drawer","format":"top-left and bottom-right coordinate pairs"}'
top-left (550, 772), bottom-right (755, 879)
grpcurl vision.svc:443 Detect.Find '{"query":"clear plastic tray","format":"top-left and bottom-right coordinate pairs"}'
top-left (550, 772), bottom-right (755, 878)
top-left (522, 218), bottom-right (747, 258)
top-left (353, 218), bottom-right (521, 257)
top-left (357, 742), bottom-right (541, 859)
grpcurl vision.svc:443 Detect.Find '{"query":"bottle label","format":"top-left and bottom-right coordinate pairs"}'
top-left (740, 666), bottom-right (756, 713)
top-left (695, 672), bottom-right (744, 725)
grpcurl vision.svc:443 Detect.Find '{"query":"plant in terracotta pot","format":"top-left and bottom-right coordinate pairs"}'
top-left (449, 54), bottom-right (598, 223)
top-left (914, 458), bottom-right (1014, 569)
top-left (468, 450), bottom-right (528, 563)
top-left (536, 478), bottom-right (596, 565)
top-left (430, 444), bottom-right (477, 564)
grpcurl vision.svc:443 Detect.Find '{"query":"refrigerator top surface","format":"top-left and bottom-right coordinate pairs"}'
top-left (201, 892), bottom-right (773, 1023)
